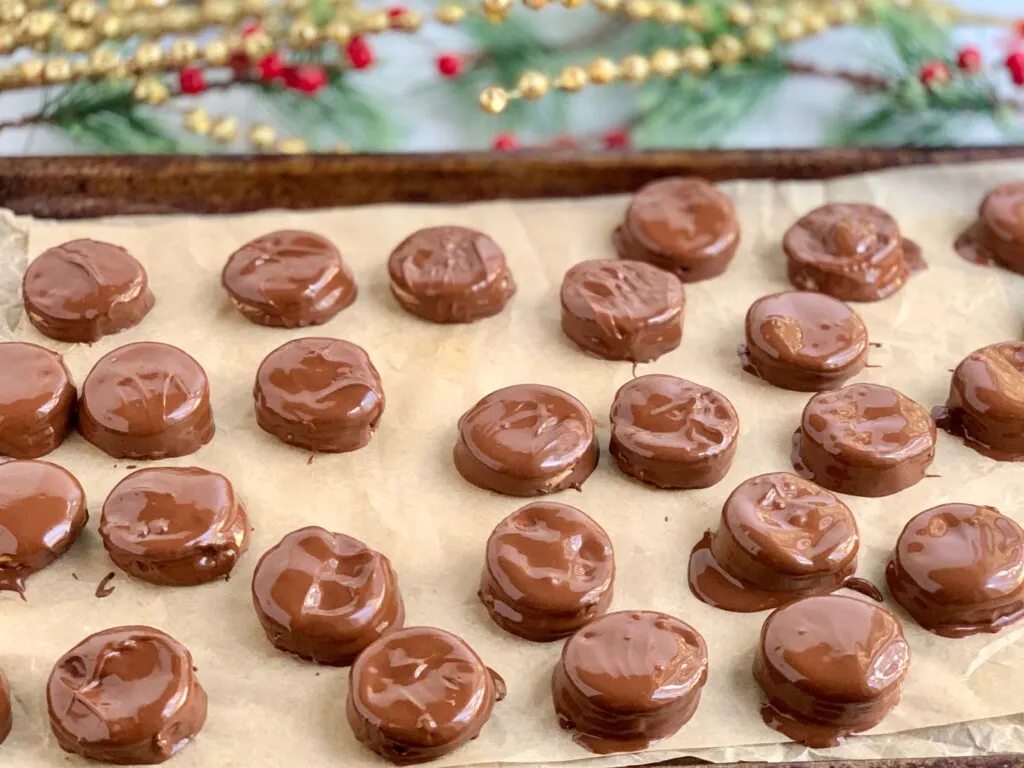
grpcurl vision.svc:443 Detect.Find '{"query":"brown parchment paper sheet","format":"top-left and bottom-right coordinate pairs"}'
top-left (1, 160), bottom-right (1023, 768)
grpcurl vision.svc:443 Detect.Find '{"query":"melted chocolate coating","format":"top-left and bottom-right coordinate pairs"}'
top-left (887, 503), bottom-right (1024, 637)
top-left (22, 239), bottom-right (154, 343)
top-left (552, 610), bottom-right (708, 754)
top-left (955, 182), bottom-right (1024, 274)
top-left (47, 625), bottom-right (208, 765)
top-left (0, 666), bottom-right (10, 744)
top-left (609, 374), bottom-right (739, 490)
top-left (784, 204), bottom-right (913, 302)
top-left (221, 230), bottom-right (357, 327)
top-left (0, 459), bottom-right (87, 595)
top-left (347, 626), bottom-right (499, 764)
top-left (560, 260), bottom-right (685, 362)
top-left (0, 342), bottom-right (76, 458)
top-left (792, 383), bottom-right (936, 497)
top-left (388, 226), bottom-right (516, 323)
top-left (740, 292), bottom-right (869, 391)
top-left (754, 594), bottom-right (910, 748)
top-left (688, 473), bottom-right (859, 612)
top-left (253, 337), bottom-right (384, 453)
top-left (251, 526), bottom-right (404, 665)
top-left (479, 501), bottom-right (614, 641)
top-left (78, 342), bottom-right (215, 460)
top-left (934, 342), bottom-right (1024, 462)
top-left (454, 384), bottom-right (599, 496)
top-left (100, 467), bottom-right (250, 587)
top-left (615, 177), bottom-right (739, 282)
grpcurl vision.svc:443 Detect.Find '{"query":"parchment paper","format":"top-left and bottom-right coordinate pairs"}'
top-left (1, 160), bottom-right (1023, 768)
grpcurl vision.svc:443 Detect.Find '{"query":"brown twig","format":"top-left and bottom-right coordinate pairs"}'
top-left (785, 61), bottom-right (891, 91)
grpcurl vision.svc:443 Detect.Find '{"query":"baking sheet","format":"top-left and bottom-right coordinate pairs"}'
top-left (0, 160), bottom-right (1023, 768)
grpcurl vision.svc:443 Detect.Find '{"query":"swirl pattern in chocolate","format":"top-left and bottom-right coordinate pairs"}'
top-left (0, 666), bottom-right (10, 744)
top-left (887, 503), bottom-right (1024, 637)
top-left (388, 226), bottom-right (516, 323)
top-left (615, 177), bottom-right (739, 282)
top-left (0, 460), bottom-right (87, 595)
top-left (0, 342), bottom-right (76, 459)
top-left (792, 383), bottom-right (936, 497)
top-left (754, 594), bottom-right (910, 748)
top-left (560, 260), bottom-right (685, 362)
top-left (609, 374), bottom-right (739, 489)
top-left (347, 626), bottom-right (499, 764)
top-left (253, 337), bottom-right (385, 453)
top-left (740, 291), bottom-right (869, 391)
top-left (934, 341), bottom-right (1024, 462)
top-left (454, 384), bottom-right (598, 496)
top-left (78, 342), bottom-right (215, 460)
top-left (552, 610), bottom-right (708, 754)
top-left (47, 625), bottom-right (208, 764)
top-left (955, 182), bottom-right (1024, 274)
top-left (689, 472), bottom-right (859, 612)
top-left (251, 526), bottom-right (404, 665)
top-left (222, 230), bottom-right (357, 327)
top-left (479, 501), bottom-right (614, 641)
top-left (100, 467), bottom-right (250, 587)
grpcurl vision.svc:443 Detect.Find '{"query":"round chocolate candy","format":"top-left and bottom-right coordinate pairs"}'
top-left (0, 460), bottom-right (87, 595)
top-left (78, 342), bottom-right (215, 460)
top-left (784, 203), bottom-right (913, 302)
top-left (454, 384), bottom-right (598, 496)
top-left (552, 610), bottom-right (708, 754)
top-left (347, 626), bottom-right (500, 764)
top-left (0, 666), bottom-right (10, 745)
top-left (688, 473), bottom-right (859, 612)
top-left (792, 383), bottom-right (936, 497)
top-left (251, 526), bottom-right (404, 665)
top-left (0, 341), bottom-right (76, 458)
top-left (254, 337), bottom-right (384, 453)
top-left (934, 341), bottom-right (1024, 462)
top-left (955, 182), bottom-right (1024, 274)
top-left (740, 291), bottom-right (869, 391)
top-left (100, 467), bottom-right (250, 587)
top-left (609, 374), bottom-right (739, 490)
top-left (47, 625), bottom-right (208, 764)
top-left (22, 239), bottom-right (154, 343)
top-left (887, 503), bottom-right (1024, 637)
top-left (387, 226), bottom-right (516, 323)
top-left (614, 177), bottom-right (739, 282)
top-left (221, 230), bottom-right (357, 327)
top-left (560, 259), bottom-right (685, 362)
top-left (479, 501), bottom-right (614, 641)
top-left (754, 594), bottom-right (910, 748)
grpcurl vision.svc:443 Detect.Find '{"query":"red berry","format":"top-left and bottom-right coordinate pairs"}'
top-left (286, 64), bottom-right (327, 94)
top-left (1015, 20), bottom-right (1024, 38)
top-left (241, 21), bottom-right (262, 37)
top-left (387, 6), bottom-right (406, 19)
top-left (918, 60), bottom-right (950, 87)
top-left (259, 52), bottom-right (286, 81)
top-left (436, 54), bottom-right (463, 78)
top-left (178, 67), bottom-right (206, 94)
top-left (956, 46), bottom-right (982, 73)
top-left (229, 51), bottom-right (250, 74)
top-left (1009, 51), bottom-right (1024, 85)
top-left (492, 133), bottom-right (519, 151)
top-left (345, 37), bottom-right (374, 70)
top-left (603, 128), bottom-right (630, 149)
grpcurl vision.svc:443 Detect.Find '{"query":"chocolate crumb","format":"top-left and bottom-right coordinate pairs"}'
top-left (307, 454), bottom-right (315, 465)
top-left (71, 572), bottom-right (79, 581)
top-left (95, 572), bottom-right (117, 598)
top-left (126, 464), bottom-right (138, 469)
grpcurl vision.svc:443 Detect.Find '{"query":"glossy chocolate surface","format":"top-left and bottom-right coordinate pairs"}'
top-left (560, 259), bottom-right (684, 362)
top-left (78, 342), bottom-right (214, 460)
top-left (254, 337), bottom-right (384, 453)
top-left (615, 177), bottom-right (739, 282)
top-left (887, 503), bottom-right (1024, 637)
top-left (0, 459), bottom-right (87, 595)
top-left (347, 626), bottom-right (498, 764)
top-left (609, 374), bottom-right (739, 490)
top-left (689, 473), bottom-right (859, 612)
top-left (792, 383), bottom-right (935, 497)
top-left (552, 610), bottom-right (708, 754)
top-left (100, 467), bottom-right (250, 587)
top-left (754, 594), bottom-right (909, 748)
top-left (22, 239), bottom-right (154, 343)
top-left (784, 203), bottom-right (912, 302)
top-left (740, 291), bottom-right (869, 391)
top-left (0, 342), bottom-right (76, 458)
top-left (934, 342), bottom-right (1024, 461)
top-left (252, 526), bottom-right (404, 665)
top-left (222, 230), bottom-right (356, 327)
top-left (479, 501), bottom-right (614, 641)
top-left (0, 666), bottom-right (10, 745)
top-left (955, 182), bottom-right (1024, 274)
top-left (47, 625), bottom-right (207, 765)
top-left (388, 225), bottom-right (516, 323)
top-left (454, 383), bottom-right (598, 496)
